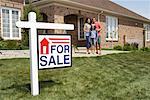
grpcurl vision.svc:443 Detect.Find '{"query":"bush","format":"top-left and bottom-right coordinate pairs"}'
top-left (0, 31), bottom-right (30, 50)
top-left (0, 40), bottom-right (29, 50)
top-left (0, 41), bottom-right (7, 49)
top-left (0, 40), bottom-right (18, 50)
top-left (140, 47), bottom-right (150, 51)
top-left (131, 42), bottom-right (139, 50)
top-left (21, 31), bottom-right (29, 47)
top-left (123, 42), bottom-right (139, 51)
top-left (113, 45), bottom-right (122, 50)
top-left (123, 43), bottom-right (132, 51)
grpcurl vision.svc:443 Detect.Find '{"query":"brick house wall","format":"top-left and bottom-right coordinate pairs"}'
top-left (101, 16), bottom-right (144, 48)
top-left (146, 42), bottom-right (150, 47)
top-left (0, 0), bottom-right (23, 39)
top-left (11, 0), bottom-right (24, 3)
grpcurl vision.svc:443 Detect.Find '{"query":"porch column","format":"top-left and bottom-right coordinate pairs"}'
top-left (54, 15), bottom-right (65, 34)
top-left (47, 14), bottom-right (55, 33)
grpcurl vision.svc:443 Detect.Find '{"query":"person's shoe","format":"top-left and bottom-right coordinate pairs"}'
top-left (87, 52), bottom-right (90, 54)
top-left (99, 52), bottom-right (101, 55)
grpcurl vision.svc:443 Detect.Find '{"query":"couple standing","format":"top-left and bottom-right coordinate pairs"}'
top-left (84, 17), bottom-right (102, 54)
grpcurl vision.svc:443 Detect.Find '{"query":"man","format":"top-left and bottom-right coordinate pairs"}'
top-left (92, 17), bottom-right (102, 54)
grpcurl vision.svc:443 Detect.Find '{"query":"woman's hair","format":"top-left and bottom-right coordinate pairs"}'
top-left (91, 24), bottom-right (96, 30)
top-left (85, 18), bottom-right (91, 24)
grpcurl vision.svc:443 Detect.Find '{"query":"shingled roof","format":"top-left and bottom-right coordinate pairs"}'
top-left (69, 0), bottom-right (150, 22)
top-left (32, 0), bottom-right (150, 23)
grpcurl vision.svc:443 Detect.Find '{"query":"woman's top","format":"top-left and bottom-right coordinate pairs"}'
top-left (84, 23), bottom-right (91, 36)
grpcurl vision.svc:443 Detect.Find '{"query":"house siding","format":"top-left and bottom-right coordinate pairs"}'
top-left (146, 42), bottom-right (150, 47)
top-left (0, 0), bottom-right (23, 10)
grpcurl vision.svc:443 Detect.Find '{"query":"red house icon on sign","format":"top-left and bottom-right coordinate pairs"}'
top-left (40, 38), bottom-right (49, 54)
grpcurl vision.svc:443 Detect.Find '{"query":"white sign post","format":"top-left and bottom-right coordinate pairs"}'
top-left (16, 12), bottom-right (74, 96)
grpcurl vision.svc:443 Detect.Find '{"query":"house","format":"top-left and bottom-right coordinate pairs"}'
top-left (1, 0), bottom-right (150, 49)
top-left (0, 0), bottom-right (24, 40)
top-left (32, 0), bottom-right (150, 48)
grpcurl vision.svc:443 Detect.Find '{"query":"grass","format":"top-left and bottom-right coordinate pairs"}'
top-left (0, 51), bottom-right (150, 100)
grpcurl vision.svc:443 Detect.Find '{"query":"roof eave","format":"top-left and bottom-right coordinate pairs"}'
top-left (32, 0), bottom-right (150, 23)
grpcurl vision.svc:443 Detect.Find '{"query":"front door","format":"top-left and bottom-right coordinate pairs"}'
top-left (64, 15), bottom-right (78, 46)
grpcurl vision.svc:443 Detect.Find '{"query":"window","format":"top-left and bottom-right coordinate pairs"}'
top-left (144, 24), bottom-right (150, 41)
top-left (106, 16), bottom-right (118, 41)
top-left (1, 7), bottom-right (21, 40)
top-left (78, 17), bottom-right (85, 40)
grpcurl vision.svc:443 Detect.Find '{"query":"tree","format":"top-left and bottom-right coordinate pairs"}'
top-left (21, 3), bottom-right (43, 47)
top-left (22, 3), bottom-right (43, 21)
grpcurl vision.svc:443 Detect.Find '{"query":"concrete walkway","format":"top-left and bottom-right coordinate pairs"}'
top-left (0, 48), bottom-right (129, 59)
top-left (73, 50), bottom-right (129, 57)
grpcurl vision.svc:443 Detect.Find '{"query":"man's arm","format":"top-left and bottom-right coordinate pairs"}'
top-left (96, 22), bottom-right (102, 32)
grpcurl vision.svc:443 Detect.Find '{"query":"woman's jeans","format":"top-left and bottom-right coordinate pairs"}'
top-left (86, 36), bottom-right (91, 49)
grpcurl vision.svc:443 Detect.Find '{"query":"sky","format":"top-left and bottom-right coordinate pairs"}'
top-left (111, 0), bottom-right (150, 19)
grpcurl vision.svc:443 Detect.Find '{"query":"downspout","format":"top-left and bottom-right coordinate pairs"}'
top-left (23, 0), bottom-right (25, 6)
top-left (143, 29), bottom-right (146, 48)
top-left (98, 11), bottom-right (103, 22)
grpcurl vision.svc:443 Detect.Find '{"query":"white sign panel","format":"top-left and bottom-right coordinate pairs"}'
top-left (38, 34), bottom-right (72, 69)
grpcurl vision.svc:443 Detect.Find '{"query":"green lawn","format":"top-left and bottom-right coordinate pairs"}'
top-left (0, 51), bottom-right (150, 100)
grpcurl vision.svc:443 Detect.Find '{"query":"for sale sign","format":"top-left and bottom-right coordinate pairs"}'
top-left (38, 34), bottom-right (72, 69)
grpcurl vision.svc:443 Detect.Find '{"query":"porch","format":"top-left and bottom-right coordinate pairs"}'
top-left (39, 5), bottom-right (98, 47)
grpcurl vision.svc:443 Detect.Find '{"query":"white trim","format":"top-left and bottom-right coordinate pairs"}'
top-left (146, 30), bottom-right (150, 42)
top-left (106, 38), bottom-right (118, 41)
top-left (106, 16), bottom-right (119, 41)
top-left (10, 9), bottom-right (12, 39)
top-left (144, 24), bottom-right (150, 41)
top-left (1, 7), bottom-right (21, 40)
top-left (0, 8), bottom-right (2, 38)
top-left (78, 16), bottom-right (86, 40)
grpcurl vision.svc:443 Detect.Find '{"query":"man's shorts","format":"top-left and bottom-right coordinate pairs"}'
top-left (91, 38), bottom-right (96, 46)
top-left (97, 36), bottom-right (101, 45)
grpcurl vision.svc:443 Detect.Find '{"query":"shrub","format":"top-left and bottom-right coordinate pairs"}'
top-left (0, 41), bottom-right (7, 49)
top-left (7, 41), bottom-right (18, 49)
top-left (0, 40), bottom-right (29, 50)
top-left (123, 43), bottom-right (132, 51)
top-left (140, 47), bottom-right (150, 51)
top-left (123, 42), bottom-right (139, 51)
top-left (0, 31), bottom-right (30, 50)
top-left (113, 45), bottom-right (122, 50)
top-left (21, 31), bottom-right (29, 47)
top-left (131, 42), bottom-right (139, 50)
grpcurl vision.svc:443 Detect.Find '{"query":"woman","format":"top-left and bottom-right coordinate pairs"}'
top-left (84, 18), bottom-right (91, 54)
top-left (90, 24), bottom-right (97, 54)
top-left (92, 17), bottom-right (102, 54)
